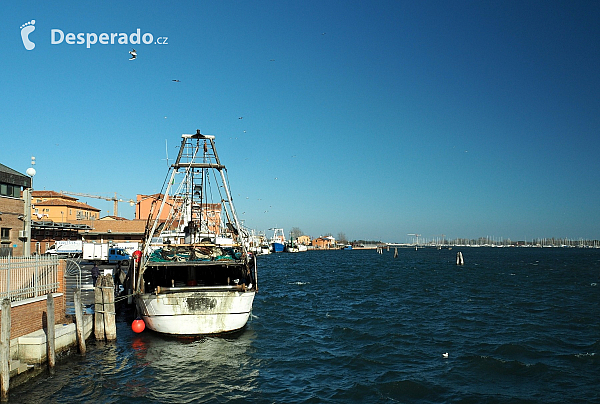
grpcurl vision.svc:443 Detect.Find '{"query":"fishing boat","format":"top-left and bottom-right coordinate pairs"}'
top-left (134, 130), bottom-right (257, 335)
top-left (269, 228), bottom-right (285, 253)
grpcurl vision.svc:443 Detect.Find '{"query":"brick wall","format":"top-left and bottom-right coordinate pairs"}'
top-left (0, 196), bottom-right (25, 256)
top-left (1, 260), bottom-right (68, 339)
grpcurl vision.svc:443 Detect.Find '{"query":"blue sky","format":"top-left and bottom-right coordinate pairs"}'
top-left (2, 1), bottom-right (600, 242)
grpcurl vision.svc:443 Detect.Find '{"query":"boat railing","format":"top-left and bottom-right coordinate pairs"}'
top-left (148, 243), bottom-right (241, 248)
top-left (155, 284), bottom-right (248, 294)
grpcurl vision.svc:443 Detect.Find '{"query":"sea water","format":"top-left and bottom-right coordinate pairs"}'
top-left (10, 248), bottom-right (600, 403)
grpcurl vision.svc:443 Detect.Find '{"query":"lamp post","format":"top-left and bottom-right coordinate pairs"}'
top-left (24, 158), bottom-right (36, 256)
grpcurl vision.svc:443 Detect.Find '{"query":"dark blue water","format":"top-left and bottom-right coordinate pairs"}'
top-left (10, 248), bottom-right (600, 403)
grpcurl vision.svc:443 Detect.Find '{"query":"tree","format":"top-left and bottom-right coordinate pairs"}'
top-left (337, 232), bottom-right (347, 243)
top-left (289, 227), bottom-right (303, 240)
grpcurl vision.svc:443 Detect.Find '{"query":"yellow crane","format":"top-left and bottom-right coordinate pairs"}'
top-left (60, 191), bottom-right (134, 217)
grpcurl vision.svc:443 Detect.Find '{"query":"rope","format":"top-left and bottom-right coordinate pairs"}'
top-left (93, 310), bottom-right (116, 315)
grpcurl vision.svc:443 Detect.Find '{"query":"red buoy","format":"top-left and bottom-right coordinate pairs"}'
top-left (132, 318), bottom-right (145, 333)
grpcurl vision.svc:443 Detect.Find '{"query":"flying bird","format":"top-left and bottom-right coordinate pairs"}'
top-left (129, 49), bottom-right (137, 60)
top-left (172, 79), bottom-right (180, 82)
top-left (238, 116), bottom-right (243, 119)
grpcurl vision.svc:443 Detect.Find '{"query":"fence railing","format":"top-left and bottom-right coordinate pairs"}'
top-left (0, 255), bottom-right (60, 303)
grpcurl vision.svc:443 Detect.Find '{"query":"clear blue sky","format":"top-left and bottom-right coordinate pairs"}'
top-left (2, 1), bottom-right (600, 242)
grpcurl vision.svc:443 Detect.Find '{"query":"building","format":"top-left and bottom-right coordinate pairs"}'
top-left (135, 194), bottom-right (173, 221)
top-left (0, 163), bottom-right (31, 256)
top-left (81, 219), bottom-right (146, 245)
top-left (312, 236), bottom-right (336, 249)
top-left (297, 235), bottom-right (311, 245)
top-left (135, 193), bottom-right (223, 236)
top-left (31, 191), bottom-right (100, 223)
top-left (25, 191), bottom-right (98, 254)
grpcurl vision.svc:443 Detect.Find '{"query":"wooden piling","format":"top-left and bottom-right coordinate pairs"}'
top-left (103, 275), bottom-right (117, 341)
top-left (46, 293), bottom-right (56, 369)
top-left (394, 248), bottom-right (398, 258)
top-left (1, 299), bottom-right (11, 400)
top-left (74, 290), bottom-right (86, 355)
top-left (94, 276), bottom-right (105, 340)
top-left (456, 251), bottom-right (464, 265)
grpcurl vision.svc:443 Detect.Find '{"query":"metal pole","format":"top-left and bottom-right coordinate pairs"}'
top-left (23, 188), bottom-right (32, 256)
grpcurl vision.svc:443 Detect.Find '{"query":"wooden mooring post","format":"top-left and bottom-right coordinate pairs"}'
top-left (1, 299), bottom-right (11, 400)
top-left (74, 290), bottom-right (86, 355)
top-left (94, 276), bottom-right (105, 340)
top-left (94, 275), bottom-right (117, 341)
top-left (456, 251), bottom-right (464, 265)
top-left (102, 276), bottom-right (117, 341)
top-left (47, 293), bottom-right (56, 369)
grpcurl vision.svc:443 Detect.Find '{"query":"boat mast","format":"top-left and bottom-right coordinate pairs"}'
top-left (206, 135), bottom-right (248, 257)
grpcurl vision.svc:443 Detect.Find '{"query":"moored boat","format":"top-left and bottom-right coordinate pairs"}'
top-left (269, 228), bottom-right (285, 253)
top-left (134, 130), bottom-right (257, 335)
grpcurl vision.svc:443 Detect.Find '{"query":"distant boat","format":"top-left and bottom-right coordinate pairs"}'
top-left (270, 228), bottom-right (285, 253)
top-left (340, 245), bottom-right (352, 250)
top-left (134, 130), bottom-right (257, 336)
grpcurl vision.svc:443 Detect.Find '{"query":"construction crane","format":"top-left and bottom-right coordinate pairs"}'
top-left (60, 191), bottom-right (134, 217)
top-left (407, 233), bottom-right (422, 245)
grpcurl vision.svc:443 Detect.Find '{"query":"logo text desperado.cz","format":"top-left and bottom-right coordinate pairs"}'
top-left (51, 28), bottom-right (167, 48)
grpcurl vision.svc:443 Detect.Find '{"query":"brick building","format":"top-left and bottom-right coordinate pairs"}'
top-left (0, 164), bottom-right (31, 257)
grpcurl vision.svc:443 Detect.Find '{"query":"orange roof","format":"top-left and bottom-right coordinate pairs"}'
top-left (33, 199), bottom-right (101, 211)
top-left (87, 219), bottom-right (146, 234)
top-left (32, 190), bottom-right (78, 201)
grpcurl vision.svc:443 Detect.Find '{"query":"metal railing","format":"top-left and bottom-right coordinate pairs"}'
top-left (0, 255), bottom-right (60, 302)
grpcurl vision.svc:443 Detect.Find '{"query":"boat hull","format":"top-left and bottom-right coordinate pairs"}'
top-left (272, 242), bottom-right (285, 253)
top-left (135, 290), bottom-right (255, 335)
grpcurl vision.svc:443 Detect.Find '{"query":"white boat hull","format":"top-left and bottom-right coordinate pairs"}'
top-left (135, 290), bottom-right (255, 335)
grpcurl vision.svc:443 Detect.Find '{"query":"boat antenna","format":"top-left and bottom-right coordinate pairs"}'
top-left (165, 139), bottom-right (169, 167)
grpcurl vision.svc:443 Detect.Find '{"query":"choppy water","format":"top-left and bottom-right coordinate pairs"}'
top-left (10, 248), bottom-right (600, 403)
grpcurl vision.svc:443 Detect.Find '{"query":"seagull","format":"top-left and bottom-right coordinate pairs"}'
top-left (172, 79), bottom-right (180, 82)
top-left (129, 49), bottom-right (137, 60)
top-left (442, 353), bottom-right (449, 358)
top-left (238, 116), bottom-right (243, 119)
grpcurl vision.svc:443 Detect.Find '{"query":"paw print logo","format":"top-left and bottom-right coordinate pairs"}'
top-left (20, 20), bottom-right (36, 50)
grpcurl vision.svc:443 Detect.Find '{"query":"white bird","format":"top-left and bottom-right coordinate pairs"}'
top-left (442, 353), bottom-right (449, 358)
top-left (129, 48), bottom-right (137, 60)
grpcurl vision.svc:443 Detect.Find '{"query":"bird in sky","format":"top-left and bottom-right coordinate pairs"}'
top-left (172, 79), bottom-right (180, 82)
top-left (238, 116), bottom-right (243, 119)
top-left (129, 49), bottom-right (137, 60)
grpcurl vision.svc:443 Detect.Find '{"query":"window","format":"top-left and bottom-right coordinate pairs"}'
top-left (0, 183), bottom-right (21, 198)
top-left (1, 228), bottom-right (10, 240)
